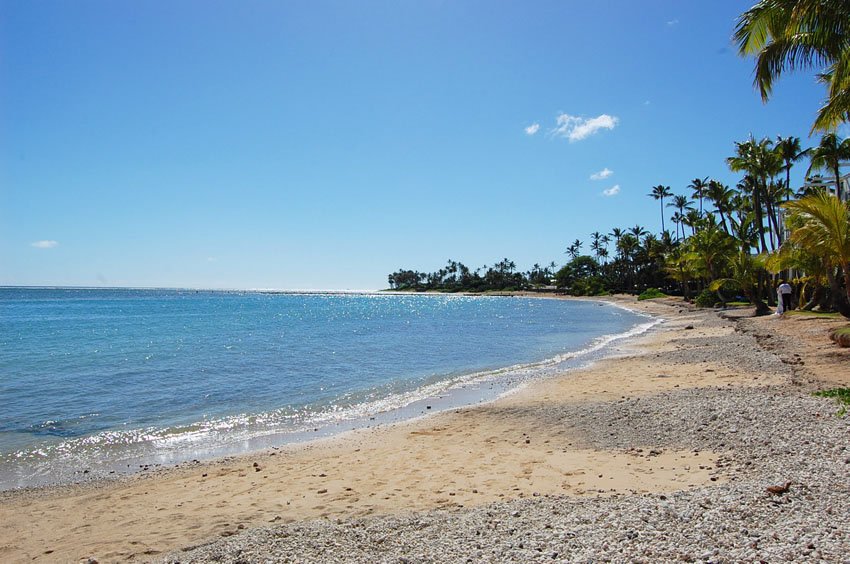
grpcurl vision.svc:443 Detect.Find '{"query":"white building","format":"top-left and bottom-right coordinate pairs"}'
top-left (801, 172), bottom-right (850, 201)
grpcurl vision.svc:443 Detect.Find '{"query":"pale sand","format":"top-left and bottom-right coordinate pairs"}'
top-left (0, 297), bottom-right (845, 563)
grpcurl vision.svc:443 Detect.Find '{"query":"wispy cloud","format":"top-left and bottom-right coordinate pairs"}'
top-left (590, 168), bottom-right (614, 181)
top-left (524, 123), bottom-right (540, 136)
top-left (31, 240), bottom-right (58, 249)
top-left (552, 113), bottom-right (619, 142)
top-left (602, 185), bottom-right (621, 197)
top-left (666, 19), bottom-right (679, 26)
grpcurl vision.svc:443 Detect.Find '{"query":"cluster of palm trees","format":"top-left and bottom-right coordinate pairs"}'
top-left (555, 129), bottom-right (850, 317)
top-left (387, 258), bottom-right (553, 292)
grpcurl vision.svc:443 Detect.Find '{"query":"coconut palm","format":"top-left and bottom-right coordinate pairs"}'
top-left (565, 239), bottom-right (583, 260)
top-left (734, 0), bottom-right (850, 131)
top-left (775, 136), bottom-right (805, 200)
top-left (706, 180), bottom-right (737, 234)
top-left (648, 185), bottom-right (673, 233)
top-left (727, 136), bottom-right (783, 253)
top-left (609, 227), bottom-right (624, 249)
top-left (805, 132), bottom-right (850, 201)
top-left (684, 209), bottom-right (703, 237)
top-left (688, 177), bottom-right (710, 214)
top-left (784, 192), bottom-right (850, 315)
top-left (684, 221), bottom-right (738, 283)
top-left (667, 195), bottom-right (695, 241)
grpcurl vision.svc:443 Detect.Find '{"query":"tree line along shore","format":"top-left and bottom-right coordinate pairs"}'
top-left (391, 0), bottom-right (850, 335)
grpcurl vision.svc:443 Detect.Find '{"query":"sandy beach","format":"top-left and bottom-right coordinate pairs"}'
top-left (1, 297), bottom-right (848, 562)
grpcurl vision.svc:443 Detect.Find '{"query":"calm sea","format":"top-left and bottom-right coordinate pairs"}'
top-left (0, 288), bottom-right (655, 489)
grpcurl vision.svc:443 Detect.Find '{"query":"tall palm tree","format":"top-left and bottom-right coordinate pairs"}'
top-left (734, 0), bottom-right (850, 131)
top-left (609, 228), bottom-right (624, 249)
top-left (806, 132), bottom-right (850, 201)
top-left (589, 232), bottom-right (605, 263)
top-left (648, 185), bottom-right (673, 233)
top-left (775, 136), bottom-right (804, 201)
top-left (727, 136), bottom-right (783, 253)
top-left (684, 209), bottom-right (703, 237)
top-left (667, 195), bottom-right (695, 241)
top-left (706, 180), bottom-right (737, 234)
top-left (565, 239), bottom-right (583, 260)
top-left (688, 177), bottom-right (710, 214)
top-left (785, 191), bottom-right (850, 315)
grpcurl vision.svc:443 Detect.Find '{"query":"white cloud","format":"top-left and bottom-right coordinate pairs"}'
top-left (524, 123), bottom-right (540, 136)
top-left (590, 168), bottom-right (614, 181)
top-left (667, 19), bottom-right (679, 26)
top-left (602, 185), bottom-right (621, 197)
top-left (552, 113), bottom-right (619, 142)
top-left (31, 240), bottom-right (58, 249)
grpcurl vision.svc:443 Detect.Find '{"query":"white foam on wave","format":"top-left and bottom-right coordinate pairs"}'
top-left (1, 299), bottom-right (662, 490)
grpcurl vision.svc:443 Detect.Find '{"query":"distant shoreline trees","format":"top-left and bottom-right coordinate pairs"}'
top-left (387, 1), bottom-right (850, 317)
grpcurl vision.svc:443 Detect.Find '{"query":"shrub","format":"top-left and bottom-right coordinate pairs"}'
top-left (638, 288), bottom-right (667, 301)
top-left (694, 289), bottom-right (716, 308)
top-left (829, 326), bottom-right (850, 348)
top-left (569, 276), bottom-right (606, 297)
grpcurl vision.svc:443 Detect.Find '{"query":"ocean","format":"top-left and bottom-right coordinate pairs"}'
top-left (0, 288), bottom-right (655, 490)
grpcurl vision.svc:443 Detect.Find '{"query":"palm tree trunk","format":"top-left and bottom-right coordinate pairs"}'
top-left (842, 263), bottom-right (850, 319)
top-left (719, 209), bottom-right (729, 235)
top-left (785, 167), bottom-right (792, 202)
top-left (834, 164), bottom-right (843, 201)
top-left (754, 180), bottom-right (769, 253)
top-left (766, 200), bottom-right (782, 248)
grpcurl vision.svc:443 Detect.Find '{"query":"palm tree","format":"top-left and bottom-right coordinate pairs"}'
top-left (775, 136), bottom-right (804, 201)
top-left (648, 185), bottom-right (673, 233)
top-left (688, 177), bottom-right (710, 214)
top-left (565, 239), bottom-right (583, 260)
top-left (784, 192), bottom-right (850, 316)
top-left (609, 228), bottom-right (624, 249)
top-left (684, 209), bottom-right (703, 237)
top-left (706, 180), bottom-right (737, 234)
top-left (727, 136), bottom-right (783, 253)
top-left (589, 232), bottom-right (605, 263)
top-left (667, 195), bottom-right (694, 241)
top-left (734, 0), bottom-right (850, 131)
top-left (806, 132), bottom-right (850, 201)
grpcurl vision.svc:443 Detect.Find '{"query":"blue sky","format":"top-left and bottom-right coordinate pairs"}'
top-left (0, 1), bottom-right (840, 289)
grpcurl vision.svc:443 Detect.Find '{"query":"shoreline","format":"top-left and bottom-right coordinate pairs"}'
top-left (0, 294), bottom-right (652, 493)
top-left (1, 297), bottom-right (848, 562)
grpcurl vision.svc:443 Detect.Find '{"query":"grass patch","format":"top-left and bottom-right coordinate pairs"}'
top-left (786, 310), bottom-right (843, 319)
top-left (830, 326), bottom-right (850, 347)
top-left (637, 288), bottom-right (667, 301)
top-left (813, 387), bottom-right (850, 417)
top-left (725, 301), bottom-right (751, 307)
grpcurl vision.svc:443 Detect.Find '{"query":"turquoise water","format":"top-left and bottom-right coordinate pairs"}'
top-left (0, 288), bottom-right (653, 489)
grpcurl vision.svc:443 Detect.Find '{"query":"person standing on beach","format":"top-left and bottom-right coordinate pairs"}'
top-left (777, 280), bottom-right (793, 315)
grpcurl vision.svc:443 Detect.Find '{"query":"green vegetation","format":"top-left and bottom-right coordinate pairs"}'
top-left (388, 2), bottom-right (850, 319)
top-left (830, 326), bottom-right (850, 347)
top-left (786, 311), bottom-right (843, 319)
top-left (638, 288), bottom-right (667, 301)
top-left (735, 0), bottom-right (850, 133)
top-left (813, 387), bottom-right (850, 417)
top-left (694, 289), bottom-right (718, 309)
